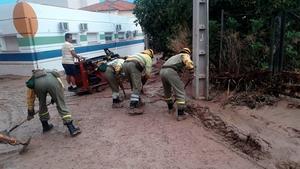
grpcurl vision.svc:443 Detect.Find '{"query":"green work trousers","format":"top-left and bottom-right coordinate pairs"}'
top-left (105, 66), bottom-right (120, 99)
top-left (34, 73), bottom-right (72, 123)
top-left (122, 61), bottom-right (142, 102)
top-left (160, 68), bottom-right (186, 109)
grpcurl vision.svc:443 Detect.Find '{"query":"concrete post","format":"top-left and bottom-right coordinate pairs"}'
top-left (192, 0), bottom-right (209, 99)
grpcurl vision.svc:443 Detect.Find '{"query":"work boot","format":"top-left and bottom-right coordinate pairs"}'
top-left (137, 98), bottom-right (145, 107)
top-left (112, 98), bottom-right (123, 108)
top-left (68, 86), bottom-right (78, 92)
top-left (41, 121), bottom-right (53, 132)
top-left (128, 100), bottom-right (144, 115)
top-left (167, 101), bottom-right (175, 114)
top-left (67, 86), bottom-right (75, 91)
top-left (129, 101), bottom-right (138, 109)
top-left (65, 121), bottom-right (81, 137)
top-left (176, 108), bottom-right (188, 121)
top-left (129, 97), bottom-right (145, 108)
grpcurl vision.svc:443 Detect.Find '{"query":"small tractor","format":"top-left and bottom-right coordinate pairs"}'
top-left (74, 48), bottom-right (120, 95)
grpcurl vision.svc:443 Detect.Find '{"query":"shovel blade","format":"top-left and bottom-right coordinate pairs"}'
top-left (19, 137), bottom-right (31, 155)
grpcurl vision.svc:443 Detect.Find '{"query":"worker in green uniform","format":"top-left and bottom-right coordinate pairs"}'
top-left (98, 58), bottom-right (126, 108)
top-left (122, 49), bottom-right (154, 114)
top-left (159, 48), bottom-right (194, 121)
top-left (26, 69), bottom-right (81, 137)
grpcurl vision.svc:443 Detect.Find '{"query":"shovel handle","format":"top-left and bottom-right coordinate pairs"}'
top-left (8, 102), bottom-right (52, 134)
top-left (8, 119), bottom-right (28, 133)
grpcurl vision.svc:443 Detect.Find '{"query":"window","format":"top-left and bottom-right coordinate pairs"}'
top-left (1, 36), bottom-right (19, 51)
top-left (133, 30), bottom-right (138, 37)
top-left (87, 33), bottom-right (99, 44)
top-left (105, 32), bottom-right (113, 41)
top-left (118, 32), bottom-right (125, 40)
top-left (126, 31), bottom-right (133, 39)
top-left (0, 37), bottom-right (3, 51)
top-left (71, 33), bottom-right (79, 44)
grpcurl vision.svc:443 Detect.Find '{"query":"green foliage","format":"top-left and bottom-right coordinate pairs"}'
top-left (250, 18), bottom-right (264, 33)
top-left (226, 17), bottom-right (239, 30)
top-left (133, 0), bottom-right (300, 72)
top-left (133, 0), bottom-right (192, 52)
top-left (285, 30), bottom-right (300, 69)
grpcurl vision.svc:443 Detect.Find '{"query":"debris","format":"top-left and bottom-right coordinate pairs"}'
top-left (223, 92), bottom-right (280, 109)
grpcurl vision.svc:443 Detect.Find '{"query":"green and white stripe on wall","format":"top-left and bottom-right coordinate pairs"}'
top-left (17, 33), bottom-right (143, 47)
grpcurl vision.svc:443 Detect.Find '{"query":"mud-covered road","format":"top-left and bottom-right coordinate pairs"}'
top-left (0, 75), bottom-right (261, 169)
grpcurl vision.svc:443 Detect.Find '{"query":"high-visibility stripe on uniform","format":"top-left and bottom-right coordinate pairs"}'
top-left (57, 77), bottom-right (64, 88)
top-left (112, 92), bottom-right (120, 99)
top-left (62, 115), bottom-right (72, 119)
top-left (39, 112), bottom-right (49, 117)
top-left (165, 97), bottom-right (172, 101)
top-left (130, 94), bottom-right (139, 101)
top-left (176, 100), bottom-right (185, 105)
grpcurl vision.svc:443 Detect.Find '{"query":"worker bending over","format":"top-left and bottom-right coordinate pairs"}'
top-left (122, 49), bottom-right (154, 114)
top-left (98, 58), bottom-right (126, 108)
top-left (159, 48), bottom-right (194, 121)
top-left (26, 69), bottom-right (81, 137)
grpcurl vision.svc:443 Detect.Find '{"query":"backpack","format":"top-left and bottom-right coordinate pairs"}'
top-left (26, 76), bottom-right (35, 89)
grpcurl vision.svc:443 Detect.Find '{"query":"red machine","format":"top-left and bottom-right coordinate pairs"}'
top-left (74, 48), bottom-right (119, 95)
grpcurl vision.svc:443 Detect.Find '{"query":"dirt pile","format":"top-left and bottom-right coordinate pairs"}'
top-left (224, 92), bottom-right (280, 109)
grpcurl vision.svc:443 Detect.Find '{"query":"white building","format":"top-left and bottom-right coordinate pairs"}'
top-left (0, 2), bottom-right (144, 75)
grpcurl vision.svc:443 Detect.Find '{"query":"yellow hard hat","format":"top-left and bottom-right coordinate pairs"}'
top-left (180, 48), bottom-right (191, 55)
top-left (141, 49), bottom-right (154, 58)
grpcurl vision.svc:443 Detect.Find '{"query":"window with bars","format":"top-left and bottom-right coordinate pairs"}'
top-left (118, 32), bottom-right (125, 40)
top-left (87, 33), bottom-right (99, 44)
top-left (105, 32), bottom-right (113, 42)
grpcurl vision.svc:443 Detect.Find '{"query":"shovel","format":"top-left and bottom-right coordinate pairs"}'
top-left (2, 102), bottom-right (52, 136)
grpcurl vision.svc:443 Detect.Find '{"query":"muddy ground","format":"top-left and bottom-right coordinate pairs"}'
top-left (0, 68), bottom-right (299, 169)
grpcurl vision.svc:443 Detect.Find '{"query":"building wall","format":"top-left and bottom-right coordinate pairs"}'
top-left (85, 0), bottom-right (100, 6)
top-left (26, 0), bottom-right (69, 8)
top-left (26, 0), bottom-right (100, 9)
top-left (100, 10), bottom-right (134, 17)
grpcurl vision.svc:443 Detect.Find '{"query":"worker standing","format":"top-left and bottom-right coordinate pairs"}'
top-left (26, 69), bottom-right (81, 137)
top-left (122, 49), bottom-right (154, 114)
top-left (98, 58), bottom-right (126, 108)
top-left (159, 48), bottom-right (194, 121)
top-left (61, 33), bottom-right (82, 92)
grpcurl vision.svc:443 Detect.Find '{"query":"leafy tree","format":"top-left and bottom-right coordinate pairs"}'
top-left (133, 0), bottom-right (192, 54)
top-left (133, 0), bottom-right (300, 71)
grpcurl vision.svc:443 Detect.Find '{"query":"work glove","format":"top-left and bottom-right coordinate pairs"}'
top-left (188, 68), bottom-right (194, 75)
top-left (27, 109), bottom-right (35, 121)
top-left (188, 69), bottom-right (194, 79)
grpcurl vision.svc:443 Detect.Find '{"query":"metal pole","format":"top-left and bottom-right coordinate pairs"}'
top-left (219, 9), bottom-right (224, 72)
top-left (192, 0), bottom-right (209, 100)
top-left (28, 18), bottom-right (39, 69)
top-left (278, 11), bottom-right (286, 72)
top-left (269, 16), bottom-right (275, 75)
